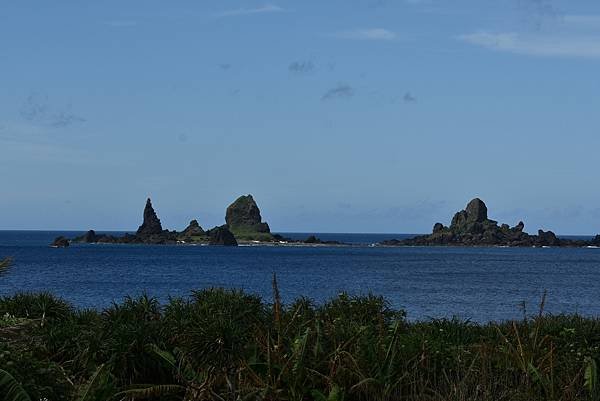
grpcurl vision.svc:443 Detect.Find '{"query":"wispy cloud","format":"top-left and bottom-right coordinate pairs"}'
top-left (20, 93), bottom-right (86, 128)
top-left (458, 31), bottom-right (600, 58)
top-left (516, 0), bottom-right (561, 30)
top-left (289, 60), bottom-right (315, 75)
top-left (214, 4), bottom-right (285, 18)
top-left (321, 83), bottom-right (355, 101)
top-left (403, 92), bottom-right (417, 103)
top-left (218, 63), bottom-right (232, 71)
top-left (333, 28), bottom-right (397, 41)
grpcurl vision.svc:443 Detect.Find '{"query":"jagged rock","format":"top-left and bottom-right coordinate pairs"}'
top-left (208, 226), bottom-right (238, 246)
top-left (382, 198), bottom-right (533, 247)
top-left (465, 198), bottom-right (488, 223)
top-left (181, 220), bottom-right (205, 237)
top-left (136, 198), bottom-right (163, 237)
top-left (51, 236), bottom-right (70, 248)
top-left (536, 230), bottom-right (560, 246)
top-left (592, 235), bottom-right (600, 246)
top-left (305, 235), bottom-right (319, 244)
top-left (450, 198), bottom-right (489, 231)
top-left (80, 230), bottom-right (98, 243)
top-left (225, 195), bottom-right (270, 234)
top-left (512, 221), bottom-right (525, 232)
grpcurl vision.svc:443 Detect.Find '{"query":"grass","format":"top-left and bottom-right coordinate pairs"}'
top-left (1, 278), bottom-right (600, 400)
top-left (0, 257), bottom-right (11, 274)
top-left (230, 230), bottom-right (276, 242)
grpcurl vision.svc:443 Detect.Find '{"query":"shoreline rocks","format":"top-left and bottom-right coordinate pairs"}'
top-left (50, 236), bottom-right (70, 248)
top-left (208, 225), bottom-right (238, 246)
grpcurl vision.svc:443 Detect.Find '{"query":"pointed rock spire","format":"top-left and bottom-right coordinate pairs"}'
top-left (136, 198), bottom-right (163, 236)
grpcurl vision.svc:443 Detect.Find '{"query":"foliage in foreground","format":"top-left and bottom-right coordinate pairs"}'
top-left (1, 283), bottom-right (600, 400)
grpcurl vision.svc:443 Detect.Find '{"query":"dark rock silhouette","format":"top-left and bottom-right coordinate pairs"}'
top-left (136, 198), bottom-right (163, 237)
top-left (380, 198), bottom-right (593, 248)
top-left (181, 220), bottom-right (205, 237)
top-left (51, 236), bottom-right (70, 248)
top-left (208, 225), bottom-right (238, 246)
top-left (80, 230), bottom-right (98, 243)
top-left (536, 230), bottom-right (560, 247)
top-left (225, 195), bottom-right (270, 234)
top-left (303, 235), bottom-right (342, 245)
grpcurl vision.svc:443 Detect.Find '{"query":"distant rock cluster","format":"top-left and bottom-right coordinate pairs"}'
top-left (380, 198), bottom-right (600, 247)
top-left (50, 195), bottom-right (600, 249)
top-left (55, 194), bottom-right (281, 247)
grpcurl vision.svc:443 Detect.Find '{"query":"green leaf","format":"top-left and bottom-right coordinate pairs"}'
top-left (0, 369), bottom-right (32, 401)
top-left (112, 384), bottom-right (185, 400)
top-left (585, 357), bottom-right (598, 398)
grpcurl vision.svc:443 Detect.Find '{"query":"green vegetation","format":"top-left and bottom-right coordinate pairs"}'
top-left (0, 257), bottom-right (11, 274)
top-left (231, 230), bottom-right (276, 242)
top-left (1, 283), bottom-right (600, 400)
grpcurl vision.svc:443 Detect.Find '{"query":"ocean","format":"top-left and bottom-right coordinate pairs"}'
top-left (1, 230), bottom-right (599, 322)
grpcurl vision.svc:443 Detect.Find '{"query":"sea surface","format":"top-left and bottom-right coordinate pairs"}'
top-left (1, 230), bottom-right (599, 322)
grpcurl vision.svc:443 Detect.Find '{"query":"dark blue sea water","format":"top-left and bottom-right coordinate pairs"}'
top-left (1, 230), bottom-right (599, 322)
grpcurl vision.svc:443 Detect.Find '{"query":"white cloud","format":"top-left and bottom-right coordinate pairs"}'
top-left (333, 28), bottom-right (397, 41)
top-left (214, 5), bottom-right (285, 18)
top-left (458, 32), bottom-right (600, 58)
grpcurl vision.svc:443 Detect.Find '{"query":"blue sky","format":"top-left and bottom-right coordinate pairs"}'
top-left (1, 0), bottom-right (600, 234)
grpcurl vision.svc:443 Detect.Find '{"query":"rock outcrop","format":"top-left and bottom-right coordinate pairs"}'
top-left (208, 225), bottom-right (238, 246)
top-left (225, 195), bottom-right (270, 234)
top-left (51, 236), bottom-right (70, 248)
top-left (180, 220), bottom-right (205, 237)
top-left (72, 198), bottom-right (177, 245)
top-left (303, 235), bottom-right (342, 245)
top-left (380, 198), bottom-right (595, 247)
top-left (79, 230), bottom-right (98, 243)
top-left (136, 198), bottom-right (163, 237)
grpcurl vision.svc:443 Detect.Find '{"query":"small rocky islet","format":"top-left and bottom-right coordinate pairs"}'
top-left (380, 198), bottom-right (600, 248)
top-left (52, 196), bottom-right (600, 248)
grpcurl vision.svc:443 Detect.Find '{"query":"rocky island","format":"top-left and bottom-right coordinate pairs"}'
top-left (380, 198), bottom-right (600, 248)
top-left (225, 195), bottom-right (275, 242)
top-left (68, 198), bottom-right (238, 246)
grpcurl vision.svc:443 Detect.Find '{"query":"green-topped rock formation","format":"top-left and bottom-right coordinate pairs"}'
top-left (225, 195), bottom-right (273, 241)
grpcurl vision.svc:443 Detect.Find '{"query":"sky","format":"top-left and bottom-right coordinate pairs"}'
top-left (1, 0), bottom-right (600, 234)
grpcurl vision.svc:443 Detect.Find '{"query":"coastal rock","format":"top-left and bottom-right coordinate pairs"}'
top-left (181, 220), bottom-right (205, 237)
top-left (433, 223), bottom-right (445, 233)
top-left (51, 236), bottom-right (70, 248)
top-left (136, 198), bottom-right (163, 237)
top-left (450, 198), bottom-right (489, 232)
top-left (303, 235), bottom-right (342, 245)
top-left (536, 230), bottom-right (560, 247)
top-left (208, 226), bottom-right (238, 246)
top-left (382, 198), bottom-right (533, 247)
top-left (304, 235), bottom-right (319, 244)
top-left (465, 198), bottom-right (488, 223)
top-left (512, 221), bottom-right (525, 232)
top-left (225, 195), bottom-right (270, 234)
top-left (80, 230), bottom-right (98, 243)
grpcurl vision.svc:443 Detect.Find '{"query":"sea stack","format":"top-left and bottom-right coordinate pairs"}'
top-left (225, 194), bottom-right (270, 234)
top-left (136, 198), bottom-right (163, 237)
